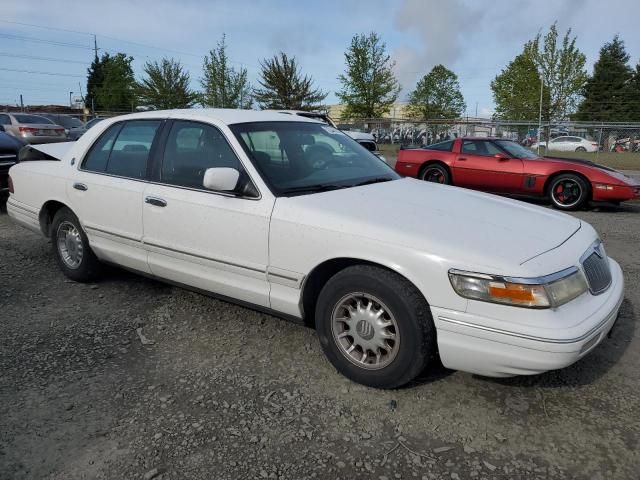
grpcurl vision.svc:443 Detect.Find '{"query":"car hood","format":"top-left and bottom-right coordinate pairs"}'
top-left (274, 178), bottom-right (582, 274)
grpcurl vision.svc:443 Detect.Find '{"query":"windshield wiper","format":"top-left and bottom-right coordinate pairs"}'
top-left (353, 177), bottom-right (394, 187)
top-left (280, 184), bottom-right (348, 195)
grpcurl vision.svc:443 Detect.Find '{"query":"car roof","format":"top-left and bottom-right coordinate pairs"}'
top-left (107, 108), bottom-right (322, 126)
top-left (459, 137), bottom-right (514, 141)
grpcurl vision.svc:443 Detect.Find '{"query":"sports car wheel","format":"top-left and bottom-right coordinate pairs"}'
top-left (548, 174), bottom-right (590, 211)
top-left (575, 146), bottom-right (587, 152)
top-left (420, 163), bottom-right (450, 184)
top-left (315, 265), bottom-right (436, 389)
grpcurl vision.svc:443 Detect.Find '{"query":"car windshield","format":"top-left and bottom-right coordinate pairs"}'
top-left (230, 121), bottom-right (399, 195)
top-left (14, 114), bottom-right (53, 124)
top-left (495, 140), bottom-right (540, 159)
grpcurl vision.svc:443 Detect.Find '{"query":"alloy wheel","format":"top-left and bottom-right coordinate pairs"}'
top-left (552, 179), bottom-right (582, 208)
top-left (331, 293), bottom-right (399, 370)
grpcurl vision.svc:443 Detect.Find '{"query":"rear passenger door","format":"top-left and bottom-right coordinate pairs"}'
top-left (142, 120), bottom-right (273, 307)
top-left (69, 119), bottom-right (164, 273)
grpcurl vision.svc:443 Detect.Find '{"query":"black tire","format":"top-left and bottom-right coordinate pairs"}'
top-left (575, 146), bottom-right (587, 152)
top-left (547, 173), bottom-right (590, 211)
top-left (51, 207), bottom-right (101, 282)
top-left (315, 265), bottom-right (436, 389)
top-left (419, 163), bottom-right (451, 185)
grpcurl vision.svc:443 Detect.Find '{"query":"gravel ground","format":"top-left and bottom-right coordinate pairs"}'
top-left (1, 201), bottom-right (639, 480)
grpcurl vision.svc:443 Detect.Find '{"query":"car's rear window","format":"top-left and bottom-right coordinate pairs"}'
top-left (426, 140), bottom-right (453, 151)
top-left (13, 114), bottom-right (53, 124)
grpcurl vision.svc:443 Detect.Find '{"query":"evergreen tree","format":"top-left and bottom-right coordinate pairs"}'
top-left (405, 65), bottom-right (465, 120)
top-left (137, 58), bottom-right (198, 109)
top-left (95, 53), bottom-right (136, 112)
top-left (253, 52), bottom-right (326, 110)
top-left (576, 35), bottom-right (633, 121)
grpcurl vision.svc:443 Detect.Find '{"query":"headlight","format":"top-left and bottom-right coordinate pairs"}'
top-left (449, 267), bottom-right (588, 309)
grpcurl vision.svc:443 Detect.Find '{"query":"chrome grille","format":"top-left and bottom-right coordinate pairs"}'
top-left (581, 246), bottom-right (611, 294)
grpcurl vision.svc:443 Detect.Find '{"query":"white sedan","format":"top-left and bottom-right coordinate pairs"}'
top-left (7, 110), bottom-right (624, 388)
top-left (533, 136), bottom-right (599, 153)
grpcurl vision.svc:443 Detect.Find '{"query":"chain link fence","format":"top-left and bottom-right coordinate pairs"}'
top-left (337, 118), bottom-right (640, 167)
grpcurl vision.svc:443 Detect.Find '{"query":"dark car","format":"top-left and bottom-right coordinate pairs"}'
top-left (37, 113), bottom-right (86, 140)
top-left (0, 126), bottom-right (26, 201)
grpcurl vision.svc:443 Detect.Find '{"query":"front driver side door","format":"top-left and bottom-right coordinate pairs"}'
top-left (142, 119), bottom-right (273, 307)
top-left (453, 140), bottom-right (524, 193)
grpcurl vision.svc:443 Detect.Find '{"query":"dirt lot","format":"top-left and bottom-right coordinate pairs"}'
top-left (1, 201), bottom-right (639, 480)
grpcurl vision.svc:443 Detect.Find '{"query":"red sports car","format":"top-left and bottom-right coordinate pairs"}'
top-left (395, 137), bottom-right (640, 210)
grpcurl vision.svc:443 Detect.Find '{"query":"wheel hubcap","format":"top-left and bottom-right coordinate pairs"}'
top-left (552, 180), bottom-right (582, 207)
top-left (57, 221), bottom-right (84, 269)
top-left (423, 167), bottom-right (445, 183)
top-left (331, 293), bottom-right (399, 370)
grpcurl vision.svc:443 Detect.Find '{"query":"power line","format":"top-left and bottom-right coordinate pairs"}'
top-left (0, 33), bottom-right (93, 49)
top-left (0, 67), bottom-right (84, 78)
top-left (0, 52), bottom-right (90, 65)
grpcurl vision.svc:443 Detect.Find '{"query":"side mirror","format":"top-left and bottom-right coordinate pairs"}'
top-left (494, 153), bottom-right (509, 161)
top-left (203, 167), bottom-right (240, 192)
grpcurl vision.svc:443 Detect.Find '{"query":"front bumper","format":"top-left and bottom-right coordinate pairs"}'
top-left (432, 258), bottom-right (624, 377)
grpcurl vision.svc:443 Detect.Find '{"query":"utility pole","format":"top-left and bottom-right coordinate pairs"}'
top-left (69, 91), bottom-right (74, 108)
top-left (19, 94), bottom-right (24, 112)
top-left (93, 34), bottom-right (99, 59)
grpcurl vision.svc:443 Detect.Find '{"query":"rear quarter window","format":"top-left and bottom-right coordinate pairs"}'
top-left (426, 140), bottom-right (453, 151)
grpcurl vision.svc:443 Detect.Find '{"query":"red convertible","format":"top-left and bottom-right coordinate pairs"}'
top-left (395, 137), bottom-right (640, 210)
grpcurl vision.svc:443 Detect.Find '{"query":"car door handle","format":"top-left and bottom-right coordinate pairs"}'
top-left (458, 157), bottom-right (467, 161)
top-left (73, 182), bottom-right (88, 191)
top-left (145, 196), bottom-right (167, 207)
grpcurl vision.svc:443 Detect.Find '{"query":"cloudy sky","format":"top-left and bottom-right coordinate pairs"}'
top-left (1, 0), bottom-right (639, 116)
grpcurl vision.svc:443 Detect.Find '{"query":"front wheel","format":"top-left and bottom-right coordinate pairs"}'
top-left (548, 174), bottom-right (590, 211)
top-left (51, 207), bottom-right (102, 282)
top-left (420, 163), bottom-right (451, 184)
top-left (315, 265), bottom-right (436, 389)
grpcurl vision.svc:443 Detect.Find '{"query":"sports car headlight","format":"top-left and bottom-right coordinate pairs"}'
top-left (448, 267), bottom-right (588, 309)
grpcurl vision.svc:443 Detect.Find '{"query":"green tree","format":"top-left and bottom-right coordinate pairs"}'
top-left (201, 34), bottom-right (252, 109)
top-left (626, 62), bottom-right (640, 122)
top-left (337, 32), bottom-right (400, 120)
top-left (405, 65), bottom-right (465, 120)
top-left (491, 49), bottom-right (549, 120)
top-left (85, 52), bottom-right (107, 112)
top-left (253, 52), bottom-right (327, 110)
top-left (137, 58), bottom-right (197, 109)
top-left (576, 36), bottom-right (633, 121)
top-left (95, 53), bottom-right (136, 112)
top-left (528, 23), bottom-right (587, 120)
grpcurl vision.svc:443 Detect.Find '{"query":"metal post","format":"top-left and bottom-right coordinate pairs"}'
top-left (19, 94), bottom-right (24, 112)
top-left (537, 76), bottom-right (543, 155)
top-left (69, 91), bottom-right (73, 108)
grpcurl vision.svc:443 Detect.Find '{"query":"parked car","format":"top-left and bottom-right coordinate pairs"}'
top-left (0, 112), bottom-right (66, 144)
top-left (84, 117), bottom-right (106, 130)
top-left (532, 136), bottom-right (599, 153)
top-left (271, 110), bottom-right (386, 162)
top-left (37, 113), bottom-right (86, 140)
top-left (0, 126), bottom-right (25, 201)
top-left (396, 137), bottom-right (639, 210)
top-left (7, 110), bottom-right (624, 388)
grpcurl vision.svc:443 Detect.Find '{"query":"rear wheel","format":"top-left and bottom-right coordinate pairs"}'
top-left (51, 207), bottom-right (101, 282)
top-left (420, 163), bottom-right (451, 185)
top-left (315, 265), bottom-right (436, 389)
top-left (548, 174), bottom-right (590, 211)
top-left (575, 146), bottom-right (587, 152)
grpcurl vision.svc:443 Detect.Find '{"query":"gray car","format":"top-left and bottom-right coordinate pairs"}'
top-left (0, 113), bottom-right (66, 144)
top-left (37, 113), bottom-right (87, 141)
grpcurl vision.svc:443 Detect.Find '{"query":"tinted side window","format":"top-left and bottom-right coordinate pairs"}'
top-left (82, 124), bottom-right (122, 172)
top-left (106, 121), bottom-right (161, 179)
top-left (161, 121), bottom-right (241, 189)
top-left (461, 140), bottom-right (502, 156)
top-left (0, 114), bottom-right (10, 125)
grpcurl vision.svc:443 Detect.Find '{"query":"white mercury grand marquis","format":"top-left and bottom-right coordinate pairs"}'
top-left (7, 109), bottom-right (624, 388)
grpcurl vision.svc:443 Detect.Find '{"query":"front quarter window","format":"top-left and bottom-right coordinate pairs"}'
top-left (230, 121), bottom-right (399, 196)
